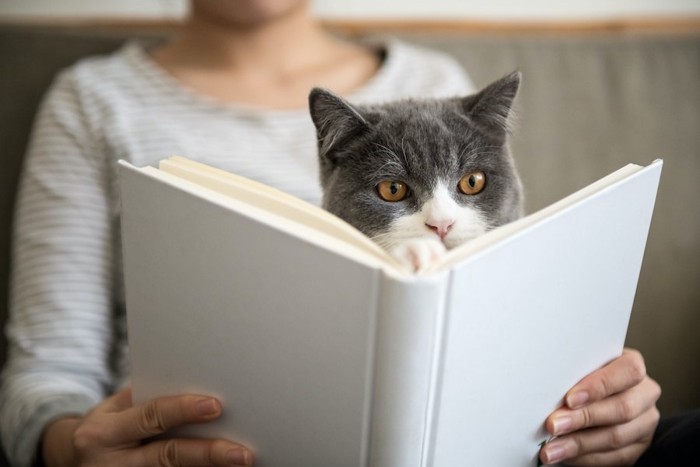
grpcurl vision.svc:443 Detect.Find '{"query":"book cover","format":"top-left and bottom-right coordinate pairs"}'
top-left (120, 157), bottom-right (662, 466)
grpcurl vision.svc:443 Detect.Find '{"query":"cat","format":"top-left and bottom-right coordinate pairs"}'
top-left (308, 71), bottom-right (524, 271)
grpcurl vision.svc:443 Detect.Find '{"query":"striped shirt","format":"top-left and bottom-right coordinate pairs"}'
top-left (0, 38), bottom-right (474, 466)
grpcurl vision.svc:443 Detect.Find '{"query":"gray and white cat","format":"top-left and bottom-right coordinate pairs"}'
top-left (309, 71), bottom-right (524, 271)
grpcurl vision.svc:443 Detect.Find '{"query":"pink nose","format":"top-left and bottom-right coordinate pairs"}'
top-left (426, 220), bottom-right (454, 239)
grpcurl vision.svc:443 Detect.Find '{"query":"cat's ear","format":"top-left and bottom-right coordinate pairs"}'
top-left (309, 88), bottom-right (369, 160)
top-left (461, 71), bottom-right (521, 135)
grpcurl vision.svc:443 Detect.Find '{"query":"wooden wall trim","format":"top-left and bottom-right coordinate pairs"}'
top-left (1, 17), bottom-right (699, 35)
top-left (326, 17), bottom-right (700, 35)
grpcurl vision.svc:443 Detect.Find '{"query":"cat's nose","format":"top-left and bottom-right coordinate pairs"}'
top-left (425, 220), bottom-right (454, 239)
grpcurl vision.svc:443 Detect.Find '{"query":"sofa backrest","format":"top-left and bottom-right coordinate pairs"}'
top-left (1, 24), bottom-right (699, 416)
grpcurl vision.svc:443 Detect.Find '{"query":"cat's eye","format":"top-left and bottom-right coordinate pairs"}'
top-left (376, 180), bottom-right (408, 202)
top-left (458, 171), bottom-right (486, 195)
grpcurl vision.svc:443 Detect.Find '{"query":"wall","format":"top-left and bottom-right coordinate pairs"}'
top-left (1, 0), bottom-right (699, 21)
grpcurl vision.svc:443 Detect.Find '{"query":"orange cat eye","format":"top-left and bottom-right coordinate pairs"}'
top-left (377, 180), bottom-right (408, 202)
top-left (459, 171), bottom-right (486, 195)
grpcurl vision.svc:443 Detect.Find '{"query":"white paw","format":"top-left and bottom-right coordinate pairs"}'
top-left (389, 237), bottom-right (447, 272)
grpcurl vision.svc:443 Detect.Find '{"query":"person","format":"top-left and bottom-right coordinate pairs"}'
top-left (0, 1), bottom-right (662, 466)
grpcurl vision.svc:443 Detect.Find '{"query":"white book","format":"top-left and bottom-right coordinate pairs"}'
top-left (120, 156), bottom-right (662, 467)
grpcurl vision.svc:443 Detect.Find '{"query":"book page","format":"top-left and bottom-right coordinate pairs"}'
top-left (162, 158), bottom-right (657, 280)
top-left (143, 157), bottom-right (659, 282)
top-left (158, 157), bottom-right (400, 270)
top-left (426, 162), bottom-right (649, 273)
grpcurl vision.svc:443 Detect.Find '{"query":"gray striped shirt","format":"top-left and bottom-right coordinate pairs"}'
top-left (0, 39), bottom-right (473, 466)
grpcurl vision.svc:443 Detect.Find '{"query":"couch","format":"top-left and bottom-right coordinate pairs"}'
top-left (1, 23), bottom-right (699, 463)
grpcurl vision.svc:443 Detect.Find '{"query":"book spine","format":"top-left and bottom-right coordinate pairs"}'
top-left (368, 272), bottom-right (450, 467)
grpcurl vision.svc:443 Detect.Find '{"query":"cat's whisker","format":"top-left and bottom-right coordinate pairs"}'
top-left (372, 143), bottom-right (408, 175)
top-left (372, 159), bottom-right (405, 180)
top-left (458, 142), bottom-right (504, 162)
top-left (372, 230), bottom-right (435, 249)
top-left (400, 137), bottom-right (412, 173)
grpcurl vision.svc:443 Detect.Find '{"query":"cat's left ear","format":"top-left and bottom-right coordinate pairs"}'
top-left (461, 70), bottom-right (521, 136)
top-left (309, 88), bottom-right (369, 160)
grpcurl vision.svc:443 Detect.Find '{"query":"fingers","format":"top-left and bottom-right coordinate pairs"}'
top-left (540, 349), bottom-right (662, 466)
top-left (541, 406), bottom-right (659, 465)
top-left (543, 440), bottom-right (650, 466)
top-left (547, 376), bottom-right (661, 436)
top-left (564, 349), bottom-right (647, 410)
top-left (73, 395), bottom-right (224, 449)
top-left (134, 438), bottom-right (254, 467)
top-left (98, 386), bottom-right (134, 412)
top-left (106, 395), bottom-right (223, 444)
top-left (72, 390), bottom-right (255, 466)
top-left (95, 388), bottom-right (227, 443)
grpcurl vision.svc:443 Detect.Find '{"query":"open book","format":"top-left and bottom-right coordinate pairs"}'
top-left (120, 157), bottom-right (662, 467)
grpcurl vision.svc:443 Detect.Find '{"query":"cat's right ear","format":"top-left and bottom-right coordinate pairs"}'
top-left (461, 71), bottom-right (521, 137)
top-left (309, 88), bottom-right (369, 160)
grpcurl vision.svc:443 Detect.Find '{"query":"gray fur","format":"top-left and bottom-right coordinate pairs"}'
top-left (309, 71), bottom-right (524, 245)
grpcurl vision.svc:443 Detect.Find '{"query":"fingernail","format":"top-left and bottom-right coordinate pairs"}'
top-left (196, 398), bottom-right (221, 416)
top-left (566, 390), bottom-right (589, 409)
top-left (543, 440), bottom-right (568, 464)
top-left (552, 415), bottom-right (573, 435)
top-left (227, 448), bottom-right (252, 466)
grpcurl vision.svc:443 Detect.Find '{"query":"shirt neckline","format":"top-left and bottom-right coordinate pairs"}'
top-left (122, 37), bottom-right (401, 118)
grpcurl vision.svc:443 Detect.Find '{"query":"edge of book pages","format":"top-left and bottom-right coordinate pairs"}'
top-left (120, 156), bottom-right (661, 279)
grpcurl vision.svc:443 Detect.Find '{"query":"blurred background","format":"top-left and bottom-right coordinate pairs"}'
top-left (1, 0), bottom-right (700, 22)
top-left (0, 0), bottom-right (699, 460)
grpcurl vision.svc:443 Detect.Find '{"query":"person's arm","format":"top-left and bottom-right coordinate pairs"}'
top-left (635, 407), bottom-right (700, 466)
top-left (0, 67), bottom-right (117, 467)
top-left (540, 348), bottom-right (661, 465)
top-left (0, 67), bottom-right (254, 467)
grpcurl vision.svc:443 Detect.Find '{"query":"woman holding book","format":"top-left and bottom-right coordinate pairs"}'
top-left (0, 1), bottom-right (665, 466)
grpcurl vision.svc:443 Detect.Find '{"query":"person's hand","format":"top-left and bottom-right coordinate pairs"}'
top-left (539, 349), bottom-right (661, 466)
top-left (42, 386), bottom-right (254, 467)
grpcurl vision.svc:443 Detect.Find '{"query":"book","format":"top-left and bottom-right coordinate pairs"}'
top-left (119, 156), bottom-right (662, 467)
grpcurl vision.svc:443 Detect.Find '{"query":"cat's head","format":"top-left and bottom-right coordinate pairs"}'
top-left (309, 71), bottom-right (524, 251)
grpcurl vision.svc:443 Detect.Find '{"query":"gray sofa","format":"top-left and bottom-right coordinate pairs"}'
top-left (1, 24), bottom-right (699, 460)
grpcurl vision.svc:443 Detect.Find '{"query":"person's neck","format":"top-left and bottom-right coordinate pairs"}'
top-left (149, 6), bottom-right (381, 109)
top-left (159, 6), bottom-right (334, 76)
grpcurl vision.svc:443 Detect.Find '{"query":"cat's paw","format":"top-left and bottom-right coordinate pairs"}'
top-left (389, 237), bottom-right (447, 272)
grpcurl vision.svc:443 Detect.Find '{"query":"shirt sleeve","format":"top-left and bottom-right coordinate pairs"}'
top-left (0, 69), bottom-right (116, 467)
